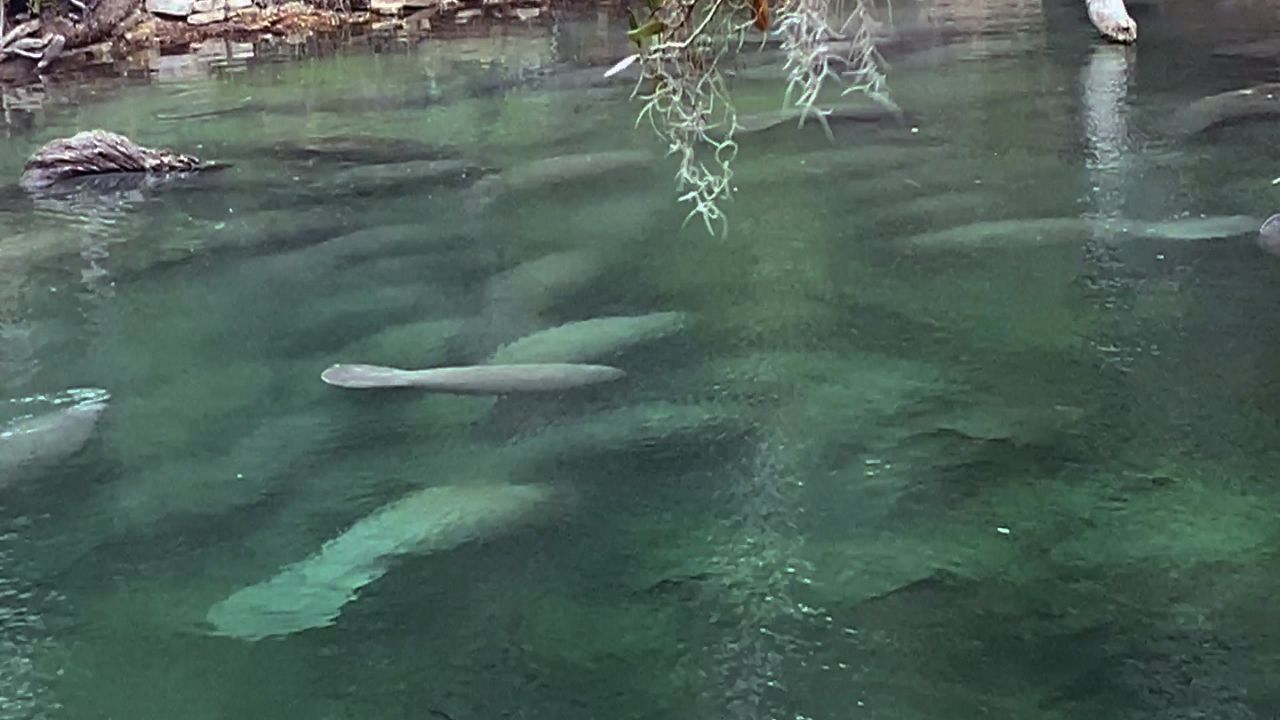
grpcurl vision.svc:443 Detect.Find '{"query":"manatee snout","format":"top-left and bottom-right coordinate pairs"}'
top-left (1258, 213), bottom-right (1280, 256)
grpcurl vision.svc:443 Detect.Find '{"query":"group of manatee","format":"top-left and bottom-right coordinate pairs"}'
top-left (206, 263), bottom-right (695, 639)
top-left (5, 62), bottom-right (1280, 642)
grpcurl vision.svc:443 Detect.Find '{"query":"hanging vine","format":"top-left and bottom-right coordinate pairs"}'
top-left (608, 0), bottom-right (890, 235)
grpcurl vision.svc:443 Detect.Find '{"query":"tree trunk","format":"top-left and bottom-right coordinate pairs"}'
top-left (59, 0), bottom-right (142, 50)
top-left (1086, 0), bottom-right (1137, 43)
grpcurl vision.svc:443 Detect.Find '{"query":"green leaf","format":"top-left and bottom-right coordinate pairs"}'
top-left (627, 18), bottom-right (666, 43)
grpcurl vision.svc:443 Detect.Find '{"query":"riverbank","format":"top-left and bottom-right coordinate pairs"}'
top-left (0, 0), bottom-right (551, 88)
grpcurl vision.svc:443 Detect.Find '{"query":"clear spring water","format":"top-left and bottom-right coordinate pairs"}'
top-left (2, 0), bottom-right (1280, 717)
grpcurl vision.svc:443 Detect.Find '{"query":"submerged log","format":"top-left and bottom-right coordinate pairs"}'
top-left (19, 129), bottom-right (217, 190)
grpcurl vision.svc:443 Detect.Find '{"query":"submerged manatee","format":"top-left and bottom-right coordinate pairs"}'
top-left (466, 150), bottom-right (653, 209)
top-left (1135, 215), bottom-right (1262, 241)
top-left (473, 247), bottom-right (617, 352)
top-left (1169, 83), bottom-right (1280, 138)
top-left (898, 217), bottom-right (1092, 251)
top-left (488, 312), bottom-right (690, 365)
top-left (900, 214), bottom-right (1263, 252)
top-left (508, 400), bottom-right (750, 460)
top-left (268, 133), bottom-right (455, 165)
top-left (206, 482), bottom-right (558, 640)
top-left (336, 318), bottom-right (466, 368)
top-left (329, 159), bottom-right (487, 194)
top-left (1, 394), bottom-right (108, 486)
top-left (734, 96), bottom-right (906, 139)
top-left (321, 363), bottom-right (626, 393)
top-left (1258, 214), bottom-right (1280, 256)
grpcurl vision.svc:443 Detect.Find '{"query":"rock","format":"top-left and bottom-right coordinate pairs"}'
top-left (188, 8), bottom-right (229, 23)
top-left (20, 129), bottom-right (213, 191)
top-left (190, 0), bottom-right (251, 11)
top-left (145, 0), bottom-right (194, 15)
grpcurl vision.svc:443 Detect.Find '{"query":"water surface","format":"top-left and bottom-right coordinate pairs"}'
top-left (2, 1), bottom-right (1280, 718)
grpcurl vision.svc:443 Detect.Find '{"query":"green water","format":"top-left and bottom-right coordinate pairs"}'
top-left (2, 1), bottom-right (1280, 717)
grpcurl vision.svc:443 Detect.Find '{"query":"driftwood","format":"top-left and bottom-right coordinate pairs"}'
top-left (1086, 0), bottom-right (1137, 43)
top-left (19, 129), bottom-right (215, 190)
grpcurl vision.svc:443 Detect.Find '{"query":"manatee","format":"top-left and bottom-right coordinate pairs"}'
top-left (1212, 39), bottom-right (1280, 60)
top-left (1258, 213), bottom-right (1280, 256)
top-left (1134, 215), bottom-right (1262, 241)
top-left (473, 247), bottom-right (615, 351)
top-left (1169, 82), bottom-right (1280, 138)
top-left (102, 409), bottom-right (339, 528)
top-left (484, 248), bottom-right (609, 316)
top-left (900, 215), bottom-right (1263, 252)
top-left (926, 400), bottom-right (1086, 446)
top-left (268, 134), bottom-right (455, 165)
top-left (320, 363), bottom-right (626, 393)
top-left (735, 144), bottom-right (940, 187)
top-left (466, 150), bottom-right (653, 208)
top-left (1, 393), bottom-right (108, 486)
top-left (488, 312), bottom-right (690, 365)
top-left (897, 217), bottom-right (1092, 251)
top-left (335, 318), bottom-right (466, 368)
top-left (508, 401), bottom-right (750, 460)
top-left (206, 482), bottom-right (557, 640)
top-left (735, 96), bottom-right (905, 139)
top-left (251, 224), bottom-right (435, 279)
top-left (329, 159), bottom-right (486, 194)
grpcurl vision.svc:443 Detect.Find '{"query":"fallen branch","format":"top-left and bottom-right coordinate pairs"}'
top-left (20, 129), bottom-right (219, 190)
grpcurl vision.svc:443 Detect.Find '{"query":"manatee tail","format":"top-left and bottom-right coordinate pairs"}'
top-left (205, 558), bottom-right (384, 641)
